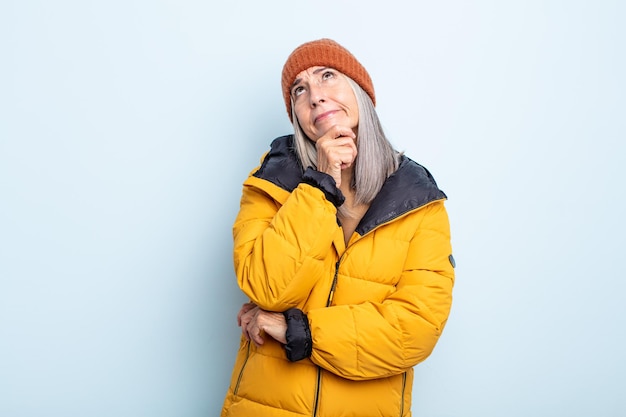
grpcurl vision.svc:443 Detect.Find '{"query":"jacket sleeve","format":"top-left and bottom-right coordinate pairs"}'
top-left (307, 201), bottom-right (455, 380)
top-left (233, 173), bottom-right (341, 312)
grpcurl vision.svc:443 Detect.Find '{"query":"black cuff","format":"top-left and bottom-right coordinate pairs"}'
top-left (283, 308), bottom-right (312, 362)
top-left (302, 167), bottom-right (345, 207)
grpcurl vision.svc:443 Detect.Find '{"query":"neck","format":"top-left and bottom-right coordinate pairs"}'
top-left (339, 168), bottom-right (355, 200)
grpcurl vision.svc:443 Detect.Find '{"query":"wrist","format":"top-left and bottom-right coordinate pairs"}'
top-left (302, 167), bottom-right (345, 207)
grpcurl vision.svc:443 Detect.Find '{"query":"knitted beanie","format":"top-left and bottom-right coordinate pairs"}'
top-left (281, 38), bottom-right (375, 120)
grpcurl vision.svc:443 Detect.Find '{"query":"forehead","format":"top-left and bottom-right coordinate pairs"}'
top-left (294, 66), bottom-right (338, 81)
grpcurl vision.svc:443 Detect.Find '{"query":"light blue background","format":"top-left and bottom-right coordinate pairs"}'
top-left (1, 1), bottom-right (624, 416)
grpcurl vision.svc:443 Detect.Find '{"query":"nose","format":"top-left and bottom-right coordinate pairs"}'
top-left (308, 83), bottom-right (325, 107)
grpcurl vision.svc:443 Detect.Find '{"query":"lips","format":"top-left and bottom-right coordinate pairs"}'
top-left (314, 110), bottom-right (338, 124)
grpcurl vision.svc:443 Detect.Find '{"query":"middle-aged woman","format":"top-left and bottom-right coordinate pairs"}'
top-left (221, 38), bottom-right (455, 417)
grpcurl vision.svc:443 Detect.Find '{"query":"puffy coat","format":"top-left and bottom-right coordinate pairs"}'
top-left (221, 135), bottom-right (455, 417)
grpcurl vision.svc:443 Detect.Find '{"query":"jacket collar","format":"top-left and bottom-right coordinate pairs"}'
top-left (253, 135), bottom-right (446, 236)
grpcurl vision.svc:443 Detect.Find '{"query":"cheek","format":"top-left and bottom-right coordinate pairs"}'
top-left (293, 103), bottom-right (310, 123)
top-left (338, 91), bottom-right (359, 120)
top-left (346, 92), bottom-right (359, 111)
top-left (300, 125), bottom-right (318, 142)
top-left (293, 109), bottom-right (317, 140)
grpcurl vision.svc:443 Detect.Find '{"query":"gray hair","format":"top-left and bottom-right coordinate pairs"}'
top-left (291, 75), bottom-right (400, 206)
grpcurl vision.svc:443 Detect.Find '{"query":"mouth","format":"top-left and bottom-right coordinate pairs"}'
top-left (314, 110), bottom-right (338, 125)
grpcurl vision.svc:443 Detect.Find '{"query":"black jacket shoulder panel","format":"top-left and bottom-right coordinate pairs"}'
top-left (253, 135), bottom-right (303, 192)
top-left (355, 156), bottom-right (447, 236)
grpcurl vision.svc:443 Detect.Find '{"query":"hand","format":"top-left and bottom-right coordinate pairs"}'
top-left (315, 125), bottom-right (357, 187)
top-left (237, 302), bottom-right (257, 326)
top-left (238, 303), bottom-right (287, 346)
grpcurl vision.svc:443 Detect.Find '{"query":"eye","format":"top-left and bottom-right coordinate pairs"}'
top-left (322, 70), bottom-right (335, 80)
top-left (292, 85), bottom-right (305, 97)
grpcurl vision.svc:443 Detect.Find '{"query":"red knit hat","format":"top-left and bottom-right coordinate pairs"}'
top-left (281, 38), bottom-right (375, 120)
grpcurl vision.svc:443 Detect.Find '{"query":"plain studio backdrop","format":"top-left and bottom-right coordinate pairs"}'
top-left (1, 1), bottom-right (624, 416)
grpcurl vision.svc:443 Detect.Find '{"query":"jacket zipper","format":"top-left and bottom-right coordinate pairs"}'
top-left (233, 341), bottom-right (251, 396)
top-left (313, 260), bottom-right (342, 416)
top-left (312, 368), bottom-right (322, 417)
top-left (399, 372), bottom-right (407, 416)
top-left (325, 260), bottom-right (341, 307)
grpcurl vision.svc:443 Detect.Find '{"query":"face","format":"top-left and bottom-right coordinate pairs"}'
top-left (290, 66), bottom-right (359, 142)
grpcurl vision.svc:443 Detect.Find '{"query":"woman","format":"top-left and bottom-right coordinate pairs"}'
top-left (221, 38), bottom-right (455, 417)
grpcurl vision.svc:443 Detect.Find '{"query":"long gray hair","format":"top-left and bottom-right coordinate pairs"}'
top-left (291, 76), bottom-right (400, 206)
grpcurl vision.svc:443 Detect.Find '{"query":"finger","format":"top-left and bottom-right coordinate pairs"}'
top-left (334, 147), bottom-right (357, 167)
top-left (240, 305), bottom-right (259, 323)
top-left (240, 315), bottom-right (251, 340)
top-left (247, 314), bottom-right (265, 346)
top-left (256, 312), bottom-right (288, 345)
top-left (317, 139), bottom-right (357, 158)
top-left (317, 136), bottom-right (355, 151)
top-left (239, 307), bottom-right (258, 339)
top-left (327, 125), bottom-right (356, 139)
top-left (237, 302), bottom-right (256, 326)
top-left (315, 125), bottom-right (355, 144)
top-left (251, 325), bottom-right (265, 346)
top-left (242, 318), bottom-right (256, 342)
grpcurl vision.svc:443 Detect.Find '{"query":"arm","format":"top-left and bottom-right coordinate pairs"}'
top-left (236, 302), bottom-right (311, 363)
top-left (305, 201), bottom-right (455, 380)
top-left (237, 302), bottom-right (288, 346)
top-left (233, 170), bottom-right (342, 312)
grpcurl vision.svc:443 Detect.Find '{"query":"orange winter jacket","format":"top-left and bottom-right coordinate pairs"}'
top-left (221, 135), bottom-right (455, 417)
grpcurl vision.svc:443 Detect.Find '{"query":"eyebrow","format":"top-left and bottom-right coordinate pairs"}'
top-left (290, 67), bottom-right (331, 91)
